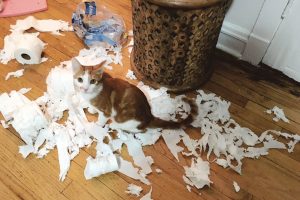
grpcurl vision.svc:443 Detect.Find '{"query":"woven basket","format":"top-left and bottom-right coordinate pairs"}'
top-left (131, 0), bottom-right (231, 92)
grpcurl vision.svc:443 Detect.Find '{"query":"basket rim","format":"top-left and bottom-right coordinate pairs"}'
top-left (146, 0), bottom-right (227, 9)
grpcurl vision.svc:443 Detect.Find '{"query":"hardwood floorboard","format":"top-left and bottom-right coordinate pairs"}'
top-left (0, 129), bottom-right (71, 200)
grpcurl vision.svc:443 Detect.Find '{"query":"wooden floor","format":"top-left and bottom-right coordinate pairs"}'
top-left (0, 0), bottom-right (299, 199)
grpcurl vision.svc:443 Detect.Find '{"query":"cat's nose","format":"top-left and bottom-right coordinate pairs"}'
top-left (80, 87), bottom-right (88, 92)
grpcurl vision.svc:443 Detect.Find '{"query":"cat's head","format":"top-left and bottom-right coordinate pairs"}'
top-left (72, 58), bottom-right (105, 94)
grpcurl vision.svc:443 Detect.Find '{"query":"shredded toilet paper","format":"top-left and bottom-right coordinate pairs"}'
top-left (233, 181), bottom-right (240, 192)
top-left (0, 16), bottom-right (72, 64)
top-left (183, 158), bottom-right (212, 189)
top-left (5, 69), bottom-right (25, 80)
top-left (266, 106), bottom-right (290, 123)
top-left (126, 70), bottom-right (137, 80)
top-left (140, 187), bottom-right (153, 200)
top-left (0, 62), bottom-right (299, 194)
top-left (126, 184), bottom-right (143, 196)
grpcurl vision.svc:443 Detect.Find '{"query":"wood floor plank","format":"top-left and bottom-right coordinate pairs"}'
top-left (213, 57), bottom-right (300, 102)
top-left (43, 149), bottom-right (124, 200)
top-left (245, 101), bottom-right (300, 134)
top-left (0, 129), bottom-right (71, 200)
top-left (210, 155), bottom-right (300, 200)
top-left (214, 63), bottom-right (300, 111)
top-left (71, 147), bottom-right (140, 200)
top-left (62, 181), bottom-right (98, 200)
top-left (229, 103), bottom-right (282, 132)
top-left (203, 81), bottom-right (249, 108)
top-left (0, 178), bottom-right (31, 200)
top-left (141, 141), bottom-right (251, 200)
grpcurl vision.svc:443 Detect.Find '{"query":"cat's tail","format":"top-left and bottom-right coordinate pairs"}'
top-left (147, 97), bottom-right (198, 129)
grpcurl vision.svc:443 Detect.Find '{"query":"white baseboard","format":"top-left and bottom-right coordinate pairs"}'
top-left (283, 68), bottom-right (300, 82)
top-left (216, 22), bottom-right (250, 59)
top-left (242, 0), bottom-right (288, 65)
top-left (242, 33), bottom-right (270, 66)
top-left (221, 21), bottom-right (250, 43)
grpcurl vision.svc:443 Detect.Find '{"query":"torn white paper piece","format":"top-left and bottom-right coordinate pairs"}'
top-left (0, 120), bottom-right (9, 128)
top-left (287, 139), bottom-right (299, 153)
top-left (140, 187), bottom-right (153, 200)
top-left (18, 88), bottom-right (31, 95)
top-left (215, 158), bottom-right (228, 168)
top-left (126, 30), bottom-right (134, 54)
top-left (155, 168), bottom-right (162, 174)
top-left (125, 134), bottom-right (152, 174)
top-left (11, 16), bottom-right (72, 35)
top-left (126, 184), bottom-right (143, 197)
top-left (227, 155), bottom-right (242, 175)
top-left (126, 70), bottom-right (137, 80)
top-left (127, 37), bottom-right (134, 55)
top-left (183, 158), bottom-right (211, 189)
top-left (11, 101), bottom-right (49, 147)
top-left (46, 62), bottom-right (75, 108)
top-left (54, 124), bottom-right (72, 181)
top-left (75, 55), bottom-right (106, 67)
top-left (263, 138), bottom-right (286, 150)
top-left (77, 46), bottom-right (123, 69)
top-left (128, 30), bottom-right (134, 37)
top-left (5, 69), bottom-right (25, 80)
top-left (135, 128), bottom-right (162, 146)
top-left (233, 181), bottom-right (240, 192)
top-left (84, 154), bottom-right (119, 180)
top-left (266, 106), bottom-right (289, 123)
top-left (186, 185), bottom-right (192, 192)
top-left (180, 130), bottom-right (198, 157)
top-left (146, 156), bottom-right (154, 166)
top-left (118, 157), bottom-right (150, 185)
top-left (191, 90), bottom-right (231, 127)
top-left (244, 147), bottom-right (268, 159)
top-left (19, 144), bottom-right (35, 159)
top-left (138, 82), bottom-right (191, 122)
top-left (162, 129), bottom-right (184, 161)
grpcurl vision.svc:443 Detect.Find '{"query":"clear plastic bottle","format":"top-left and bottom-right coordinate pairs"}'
top-left (72, 0), bottom-right (126, 47)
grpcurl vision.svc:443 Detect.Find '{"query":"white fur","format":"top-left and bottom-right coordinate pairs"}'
top-left (110, 119), bottom-right (142, 133)
top-left (97, 110), bottom-right (109, 127)
top-left (110, 109), bottom-right (141, 133)
top-left (74, 71), bottom-right (103, 101)
top-left (72, 62), bottom-right (141, 132)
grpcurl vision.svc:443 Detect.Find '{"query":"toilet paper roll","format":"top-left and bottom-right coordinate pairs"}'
top-left (14, 34), bottom-right (45, 65)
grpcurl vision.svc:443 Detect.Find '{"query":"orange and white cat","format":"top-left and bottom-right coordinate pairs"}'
top-left (72, 58), bottom-right (195, 133)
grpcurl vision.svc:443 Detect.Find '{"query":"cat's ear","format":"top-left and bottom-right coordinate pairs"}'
top-left (72, 57), bottom-right (82, 73)
top-left (95, 67), bottom-right (104, 75)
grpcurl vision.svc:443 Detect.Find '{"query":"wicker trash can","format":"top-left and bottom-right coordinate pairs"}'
top-left (131, 0), bottom-right (231, 92)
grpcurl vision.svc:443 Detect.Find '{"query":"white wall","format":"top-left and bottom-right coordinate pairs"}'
top-left (262, 0), bottom-right (300, 82)
top-left (217, 0), bottom-right (265, 58)
top-left (217, 0), bottom-right (290, 66)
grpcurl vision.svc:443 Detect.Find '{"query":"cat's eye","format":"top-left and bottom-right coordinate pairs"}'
top-left (77, 77), bottom-right (83, 83)
top-left (90, 79), bottom-right (96, 84)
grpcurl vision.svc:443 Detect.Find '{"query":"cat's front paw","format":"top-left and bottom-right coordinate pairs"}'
top-left (87, 107), bottom-right (97, 114)
top-left (97, 117), bottom-right (108, 127)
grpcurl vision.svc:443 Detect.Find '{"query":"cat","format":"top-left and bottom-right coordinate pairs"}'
top-left (72, 58), bottom-right (196, 133)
